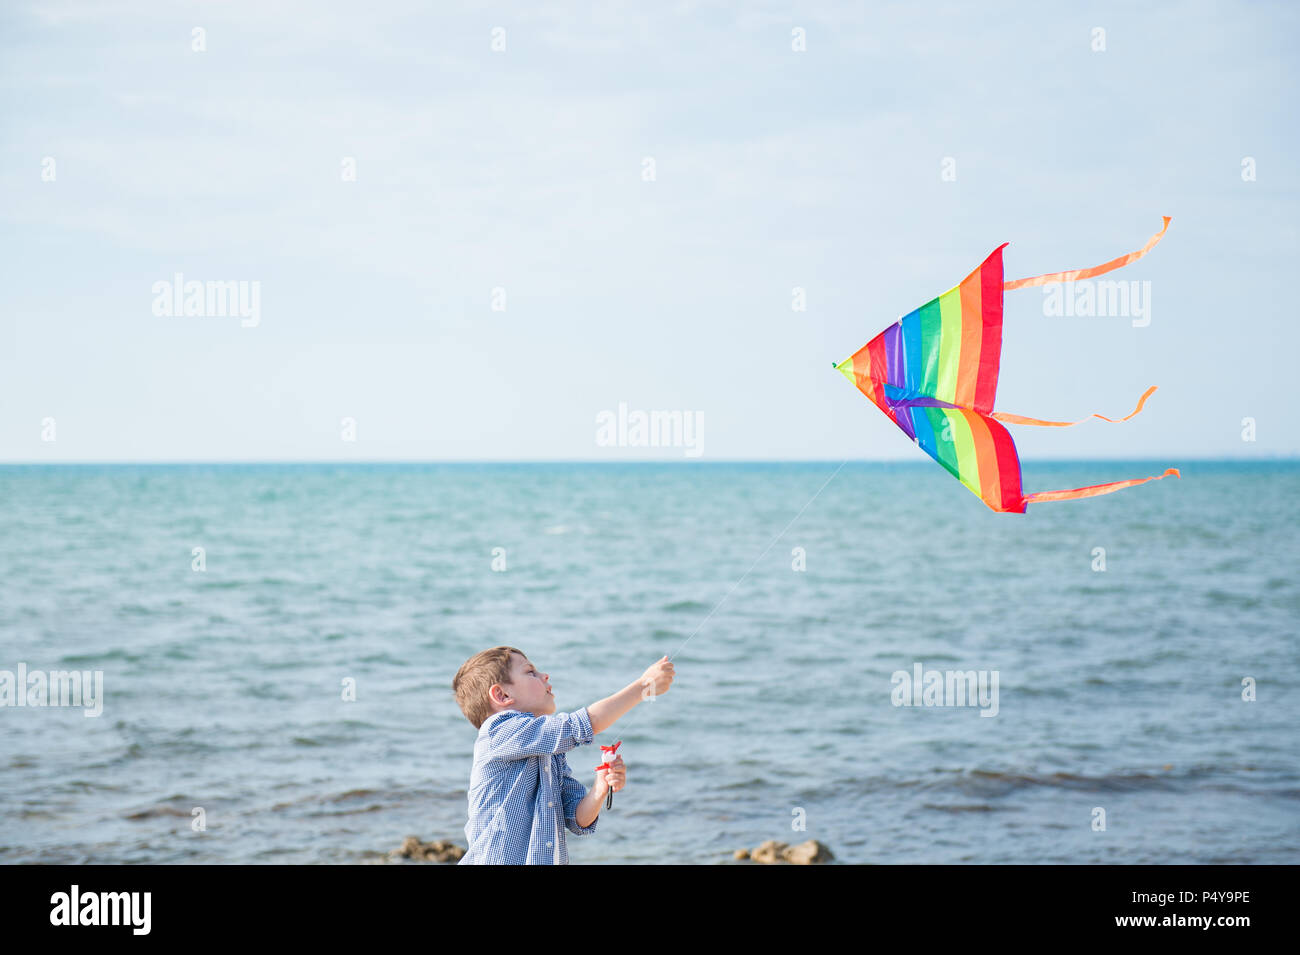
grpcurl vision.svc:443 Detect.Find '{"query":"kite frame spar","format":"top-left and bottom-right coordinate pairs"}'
top-left (834, 218), bottom-right (1179, 513)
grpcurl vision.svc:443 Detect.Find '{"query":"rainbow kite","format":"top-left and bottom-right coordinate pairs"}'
top-left (834, 218), bottom-right (1179, 513)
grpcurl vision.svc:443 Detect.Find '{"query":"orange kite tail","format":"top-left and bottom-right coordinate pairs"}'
top-left (1022, 467), bottom-right (1181, 505)
top-left (1002, 216), bottom-right (1171, 291)
top-left (992, 386), bottom-right (1159, 428)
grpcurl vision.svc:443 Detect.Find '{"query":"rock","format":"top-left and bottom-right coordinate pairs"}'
top-left (783, 840), bottom-right (833, 865)
top-left (750, 840), bottom-right (788, 865)
top-left (738, 838), bottom-right (834, 865)
top-left (733, 849), bottom-right (749, 860)
top-left (391, 835), bottom-right (465, 863)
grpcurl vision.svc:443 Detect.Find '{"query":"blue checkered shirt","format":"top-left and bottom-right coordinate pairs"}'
top-left (458, 705), bottom-right (599, 865)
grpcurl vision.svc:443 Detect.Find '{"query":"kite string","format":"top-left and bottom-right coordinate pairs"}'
top-left (666, 460), bottom-right (847, 663)
top-left (1002, 216), bottom-right (1171, 291)
top-left (606, 464), bottom-right (844, 812)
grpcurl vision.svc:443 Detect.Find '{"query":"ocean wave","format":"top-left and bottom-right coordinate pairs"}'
top-left (921, 803), bottom-right (1012, 813)
top-left (837, 765), bottom-right (1288, 798)
top-left (125, 804), bottom-right (192, 820)
top-left (663, 600), bottom-right (709, 613)
top-left (57, 648), bottom-right (141, 665)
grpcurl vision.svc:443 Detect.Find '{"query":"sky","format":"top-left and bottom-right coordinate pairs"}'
top-left (1, 0), bottom-right (1296, 462)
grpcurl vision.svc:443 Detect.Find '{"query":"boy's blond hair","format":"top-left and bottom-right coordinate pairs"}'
top-left (453, 646), bottom-right (525, 729)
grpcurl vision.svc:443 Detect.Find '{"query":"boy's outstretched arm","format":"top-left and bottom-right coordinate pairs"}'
top-left (586, 656), bottom-right (674, 735)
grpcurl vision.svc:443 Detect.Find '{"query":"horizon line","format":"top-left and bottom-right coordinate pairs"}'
top-left (0, 455), bottom-right (1295, 466)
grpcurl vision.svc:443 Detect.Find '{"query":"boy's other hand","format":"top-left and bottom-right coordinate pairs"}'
top-left (596, 755), bottom-right (626, 795)
top-left (640, 655), bottom-right (675, 697)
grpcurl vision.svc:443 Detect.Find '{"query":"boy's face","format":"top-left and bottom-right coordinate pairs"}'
top-left (491, 652), bottom-right (556, 717)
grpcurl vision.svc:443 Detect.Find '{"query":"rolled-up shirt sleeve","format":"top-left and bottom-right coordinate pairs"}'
top-left (559, 755), bottom-right (598, 836)
top-left (483, 706), bottom-right (594, 761)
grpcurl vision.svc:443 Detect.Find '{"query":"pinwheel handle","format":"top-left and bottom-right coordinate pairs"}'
top-left (598, 740), bottom-right (622, 811)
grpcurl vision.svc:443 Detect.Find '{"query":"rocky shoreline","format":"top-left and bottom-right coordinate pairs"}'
top-left (390, 835), bottom-right (835, 864)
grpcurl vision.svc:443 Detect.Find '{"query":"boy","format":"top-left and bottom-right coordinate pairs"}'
top-left (452, 647), bottom-right (675, 865)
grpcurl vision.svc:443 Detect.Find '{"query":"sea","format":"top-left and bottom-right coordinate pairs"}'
top-left (1, 461), bottom-right (1296, 864)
